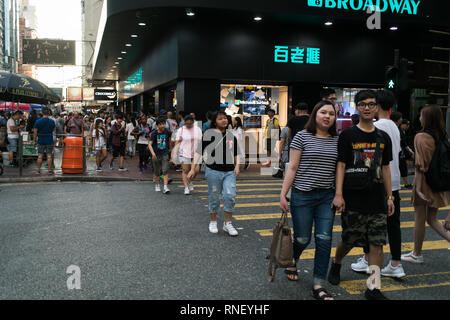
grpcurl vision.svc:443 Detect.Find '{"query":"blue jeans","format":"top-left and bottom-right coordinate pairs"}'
top-left (290, 188), bottom-right (336, 286)
top-left (205, 167), bottom-right (236, 213)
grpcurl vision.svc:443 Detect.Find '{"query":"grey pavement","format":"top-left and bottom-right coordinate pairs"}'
top-left (1, 179), bottom-right (448, 301)
top-left (0, 181), bottom-right (316, 300)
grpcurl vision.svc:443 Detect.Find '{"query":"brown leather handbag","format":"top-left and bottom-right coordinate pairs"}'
top-left (267, 211), bottom-right (295, 282)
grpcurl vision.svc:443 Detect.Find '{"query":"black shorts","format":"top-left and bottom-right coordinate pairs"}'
top-left (399, 158), bottom-right (408, 177)
top-left (112, 144), bottom-right (126, 157)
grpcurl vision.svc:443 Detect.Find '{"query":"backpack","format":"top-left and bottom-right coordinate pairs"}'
top-left (267, 211), bottom-right (295, 282)
top-left (425, 139), bottom-right (450, 192)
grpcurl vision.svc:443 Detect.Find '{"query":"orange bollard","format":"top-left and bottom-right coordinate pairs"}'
top-left (62, 137), bottom-right (84, 174)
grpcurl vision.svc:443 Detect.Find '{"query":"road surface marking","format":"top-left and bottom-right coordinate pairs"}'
top-left (255, 220), bottom-right (444, 236)
top-left (298, 240), bottom-right (449, 260)
top-left (339, 271), bottom-right (450, 295)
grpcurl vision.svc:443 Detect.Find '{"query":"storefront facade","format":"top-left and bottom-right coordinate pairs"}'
top-left (93, 0), bottom-right (448, 128)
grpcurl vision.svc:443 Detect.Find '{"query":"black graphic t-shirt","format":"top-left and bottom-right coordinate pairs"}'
top-left (150, 129), bottom-right (171, 158)
top-left (338, 125), bottom-right (393, 214)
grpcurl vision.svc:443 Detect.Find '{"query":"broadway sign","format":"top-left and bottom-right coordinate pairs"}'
top-left (307, 0), bottom-right (421, 15)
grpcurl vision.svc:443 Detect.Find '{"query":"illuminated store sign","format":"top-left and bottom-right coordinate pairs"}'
top-left (307, 0), bottom-right (420, 15)
top-left (274, 45), bottom-right (321, 65)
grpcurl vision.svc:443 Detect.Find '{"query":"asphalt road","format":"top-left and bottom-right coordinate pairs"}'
top-left (0, 180), bottom-right (449, 300)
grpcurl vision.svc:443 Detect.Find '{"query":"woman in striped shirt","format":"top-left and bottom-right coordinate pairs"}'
top-left (280, 100), bottom-right (339, 300)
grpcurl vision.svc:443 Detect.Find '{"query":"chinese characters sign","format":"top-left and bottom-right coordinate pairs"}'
top-left (274, 45), bottom-right (321, 65)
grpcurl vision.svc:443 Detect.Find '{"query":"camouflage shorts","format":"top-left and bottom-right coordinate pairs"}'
top-left (341, 210), bottom-right (387, 247)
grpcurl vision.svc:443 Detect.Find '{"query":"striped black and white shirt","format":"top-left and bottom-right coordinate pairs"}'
top-left (290, 130), bottom-right (338, 192)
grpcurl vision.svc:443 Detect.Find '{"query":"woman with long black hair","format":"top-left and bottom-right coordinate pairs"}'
top-left (190, 111), bottom-right (240, 236)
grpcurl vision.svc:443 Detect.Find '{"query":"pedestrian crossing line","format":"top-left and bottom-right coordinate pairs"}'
top-left (297, 240), bottom-right (449, 260)
top-left (339, 271), bottom-right (450, 295)
top-left (232, 206), bottom-right (450, 220)
top-left (199, 194), bottom-right (414, 201)
top-left (230, 202), bottom-right (450, 211)
top-left (178, 183), bottom-right (283, 188)
top-left (254, 220), bottom-right (444, 237)
top-left (194, 188), bottom-right (283, 193)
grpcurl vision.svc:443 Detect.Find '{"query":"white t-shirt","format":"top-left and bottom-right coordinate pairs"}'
top-left (7, 118), bottom-right (19, 139)
top-left (126, 122), bottom-right (135, 140)
top-left (176, 125), bottom-right (203, 158)
top-left (374, 118), bottom-right (401, 191)
top-left (92, 129), bottom-right (105, 148)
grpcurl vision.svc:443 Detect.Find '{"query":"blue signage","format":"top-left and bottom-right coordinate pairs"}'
top-left (274, 45), bottom-right (321, 65)
top-left (307, 0), bottom-right (421, 15)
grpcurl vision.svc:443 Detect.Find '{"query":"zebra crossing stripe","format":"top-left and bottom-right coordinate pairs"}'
top-left (339, 271), bottom-right (450, 295)
top-left (297, 240), bottom-right (449, 260)
top-left (255, 220), bottom-right (444, 236)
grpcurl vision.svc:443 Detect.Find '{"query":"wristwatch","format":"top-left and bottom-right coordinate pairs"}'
top-left (387, 195), bottom-right (395, 201)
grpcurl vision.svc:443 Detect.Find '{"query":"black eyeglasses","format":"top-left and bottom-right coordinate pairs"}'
top-left (357, 102), bottom-right (377, 109)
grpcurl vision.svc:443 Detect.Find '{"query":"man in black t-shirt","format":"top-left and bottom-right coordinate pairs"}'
top-left (287, 102), bottom-right (309, 139)
top-left (327, 90), bottom-right (395, 301)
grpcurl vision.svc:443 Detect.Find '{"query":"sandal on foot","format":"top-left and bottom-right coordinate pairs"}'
top-left (312, 287), bottom-right (334, 300)
top-left (284, 268), bottom-right (299, 281)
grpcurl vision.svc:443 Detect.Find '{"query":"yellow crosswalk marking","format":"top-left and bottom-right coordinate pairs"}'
top-left (200, 194), bottom-right (414, 201)
top-left (298, 240), bottom-right (449, 260)
top-left (177, 183), bottom-right (283, 187)
top-left (255, 220), bottom-right (444, 237)
top-left (340, 271), bottom-right (450, 295)
top-left (194, 188), bottom-right (283, 193)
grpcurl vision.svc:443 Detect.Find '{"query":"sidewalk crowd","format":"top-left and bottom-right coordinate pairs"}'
top-left (1, 88), bottom-right (449, 300)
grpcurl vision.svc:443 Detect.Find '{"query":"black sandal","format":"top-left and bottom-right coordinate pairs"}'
top-left (284, 268), bottom-right (299, 281)
top-left (312, 287), bottom-right (334, 300)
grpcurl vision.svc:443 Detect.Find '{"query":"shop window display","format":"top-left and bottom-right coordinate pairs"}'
top-left (220, 84), bottom-right (284, 128)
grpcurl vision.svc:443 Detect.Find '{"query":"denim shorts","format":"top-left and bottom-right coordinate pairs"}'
top-left (37, 144), bottom-right (54, 155)
top-left (7, 138), bottom-right (18, 152)
top-left (205, 166), bottom-right (236, 213)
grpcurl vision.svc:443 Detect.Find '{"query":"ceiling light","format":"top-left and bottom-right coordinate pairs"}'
top-left (125, 43), bottom-right (132, 47)
top-left (121, 51), bottom-right (127, 54)
top-left (254, 16), bottom-right (262, 21)
top-left (325, 21), bottom-right (333, 26)
top-left (131, 34), bottom-right (138, 38)
top-left (115, 62), bottom-right (119, 64)
top-left (138, 22), bottom-right (146, 26)
top-left (186, 8), bottom-right (195, 16)
top-left (390, 26), bottom-right (398, 31)
top-left (117, 57), bottom-right (123, 60)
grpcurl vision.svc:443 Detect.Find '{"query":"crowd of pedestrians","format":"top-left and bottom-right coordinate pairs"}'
top-left (1, 89), bottom-right (449, 301)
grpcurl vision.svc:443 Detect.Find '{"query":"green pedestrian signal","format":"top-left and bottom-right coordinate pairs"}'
top-left (388, 80), bottom-right (395, 89)
top-left (385, 65), bottom-right (398, 91)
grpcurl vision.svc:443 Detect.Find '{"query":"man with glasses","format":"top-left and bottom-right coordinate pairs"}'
top-left (328, 90), bottom-right (395, 300)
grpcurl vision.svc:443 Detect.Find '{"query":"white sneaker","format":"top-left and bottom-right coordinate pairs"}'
top-left (381, 261), bottom-right (406, 278)
top-left (155, 185), bottom-right (161, 192)
top-left (184, 187), bottom-right (190, 195)
top-left (401, 251), bottom-right (424, 264)
top-left (223, 221), bottom-right (238, 236)
top-left (188, 183), bottom-right (194, 191)
top-left (209, 221), bottom-right (218, 234)
top-left (351, 256), bottom-right (369, 273)
top-left (163, 185), bottom-right (170, 194)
